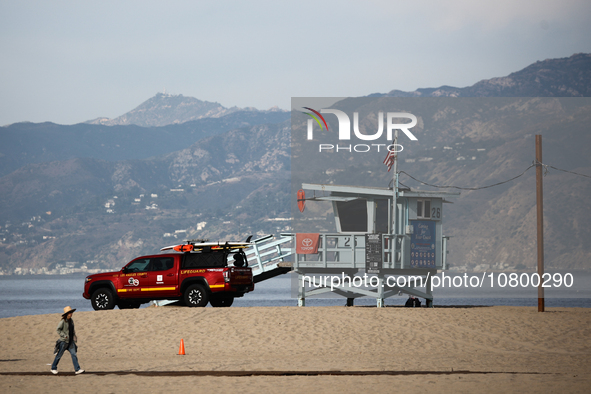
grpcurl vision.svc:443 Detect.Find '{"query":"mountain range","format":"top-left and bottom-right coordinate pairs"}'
top-left (0, 109), bottom-right (290, 177)
top-left (371, 53), bottom-right (591, 98)
top-left (86, 92), bottom-right (285, 127)
top-left (0, 53), bottom-right (590, 274)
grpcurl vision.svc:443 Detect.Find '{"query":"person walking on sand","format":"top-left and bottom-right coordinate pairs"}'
top-left (51, 306), bottom-right (84, 375)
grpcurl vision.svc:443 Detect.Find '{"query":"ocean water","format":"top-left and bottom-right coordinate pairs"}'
top-left (0, 273), bottom-right (590, 319)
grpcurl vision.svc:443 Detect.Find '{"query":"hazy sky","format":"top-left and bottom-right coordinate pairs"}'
top-left (1, 0), bottom-right (590, 125)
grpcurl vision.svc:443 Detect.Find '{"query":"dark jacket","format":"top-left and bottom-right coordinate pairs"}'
top-left (56, 319), bottom-right (77, 344)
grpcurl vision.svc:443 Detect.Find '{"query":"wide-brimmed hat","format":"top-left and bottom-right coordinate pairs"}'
top-left (62, 306), bottom-right (76, 316)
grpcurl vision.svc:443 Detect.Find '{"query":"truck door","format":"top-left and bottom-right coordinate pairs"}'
top-left (144, 256), bottom-right (178, 297)
top-left (119, 258), bottom-right (150, 298)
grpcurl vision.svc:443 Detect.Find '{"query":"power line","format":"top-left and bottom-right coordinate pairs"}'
top-left (395, 161), bottom-right (590, 191)
top-left (539, 162), bottom-right (591, 179)
top-left (398, 164), bottom-right (536, 191)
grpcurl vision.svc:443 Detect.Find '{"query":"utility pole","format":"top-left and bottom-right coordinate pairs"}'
top-left (535, 135), bottom-right (545, 312)
top-left (392, 129), bottom-right (398, 236)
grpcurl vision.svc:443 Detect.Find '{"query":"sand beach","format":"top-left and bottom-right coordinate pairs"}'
top-left (0, 305), bottom-right (590, 393)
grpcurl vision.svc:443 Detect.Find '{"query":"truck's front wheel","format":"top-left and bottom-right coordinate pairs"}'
top-left (91, 288), bottom-right (116, 310)
top-left (184, 284), bottom-right (209, 307)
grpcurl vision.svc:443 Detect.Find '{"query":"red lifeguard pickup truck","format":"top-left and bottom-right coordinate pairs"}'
top-left (83, 243), bottom-right (254, 309)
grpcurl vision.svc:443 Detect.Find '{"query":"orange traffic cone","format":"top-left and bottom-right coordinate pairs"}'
top-left (178, 339), bottom-right (185, 355)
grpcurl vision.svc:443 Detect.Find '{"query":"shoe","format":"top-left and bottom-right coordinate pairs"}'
top-left (75, 369), bottom-right (85, 375)
top-left (51, 370), bottom-right (58, 375)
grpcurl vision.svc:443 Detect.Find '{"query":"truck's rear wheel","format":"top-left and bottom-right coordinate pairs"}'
top-left (184, 284), bottom-right (209, 307)
top-left (210, 296), bottom-right (234, 307)
top-left (91, 288), bottom-right (116, 310)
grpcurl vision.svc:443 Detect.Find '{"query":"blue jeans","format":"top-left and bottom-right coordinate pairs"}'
top-left (51, 341), bottom-right (81, 371)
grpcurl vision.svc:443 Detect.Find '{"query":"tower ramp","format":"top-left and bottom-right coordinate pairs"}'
top-left (244, 234), bottom-right (294, 283)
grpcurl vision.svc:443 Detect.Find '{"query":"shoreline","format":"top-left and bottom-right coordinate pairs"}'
top-left (2, 299), bottom-right (591, 321)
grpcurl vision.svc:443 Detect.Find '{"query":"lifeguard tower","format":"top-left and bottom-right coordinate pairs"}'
top-left (292, 183), bottom-right (459, 307)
